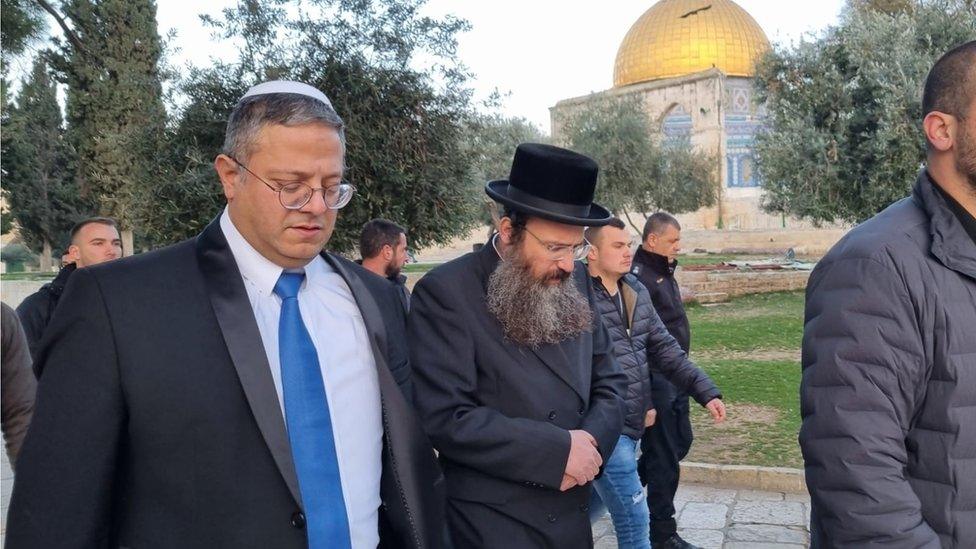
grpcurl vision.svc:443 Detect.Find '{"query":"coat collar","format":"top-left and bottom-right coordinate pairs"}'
top-left (633, 246), bottom-right (676, 276)
top-left (915, 169), bottom-right (976, 281)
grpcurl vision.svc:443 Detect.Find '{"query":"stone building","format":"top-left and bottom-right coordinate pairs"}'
top-left (551, 0), bottom-right (843, 243)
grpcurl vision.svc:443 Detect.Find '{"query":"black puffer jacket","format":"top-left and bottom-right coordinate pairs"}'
top-left (800, 170), bottom-right (976, 548)
top-left (592, 273), bottom-right (721, 440)
top-left (16, 262), bottom-right (76, 366)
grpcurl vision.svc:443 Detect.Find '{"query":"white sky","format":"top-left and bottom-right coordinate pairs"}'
top-left (37, 1), bottom-right (848, 134)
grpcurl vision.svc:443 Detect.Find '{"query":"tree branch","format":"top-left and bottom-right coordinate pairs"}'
top-left (35, 0), bottom-right (91, 59)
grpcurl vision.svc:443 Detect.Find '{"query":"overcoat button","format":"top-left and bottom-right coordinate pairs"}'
top-left (580, 504), bottom-right (589, 512)
top-left (548, 411), bottom-right (557, 420)
top-left (578, 408), bottom-right (585, 416)
top-left (547, 514), bottom-right (557, 523)
top-left (291, 512), bottom-right (306, 528)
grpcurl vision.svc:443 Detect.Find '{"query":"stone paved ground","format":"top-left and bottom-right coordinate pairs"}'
top-left (593, 484), bottom-right (811, 548)
top-left (1, 457), bottom-right (810, 548)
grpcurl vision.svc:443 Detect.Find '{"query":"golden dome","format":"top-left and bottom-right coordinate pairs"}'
top-left (613, 0), bottom-right (771, 87)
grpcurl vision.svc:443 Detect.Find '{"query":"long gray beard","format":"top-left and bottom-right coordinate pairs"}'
top-left (485, 251), bottom-right (594, 348)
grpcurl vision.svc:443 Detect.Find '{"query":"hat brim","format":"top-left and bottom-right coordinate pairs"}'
top-left (485, 180), bottom-right (613, 227)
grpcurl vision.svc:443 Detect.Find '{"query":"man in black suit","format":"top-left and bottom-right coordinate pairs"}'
top-left (6, 80), bottom-right (444, 549)
top-left (409, 143), bottom-right (626, 548)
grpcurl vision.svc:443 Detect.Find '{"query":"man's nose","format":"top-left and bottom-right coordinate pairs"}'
top-left (302, 189), bottom-right (329, 215)
top-left (556, 255), bottom-right (575, 273)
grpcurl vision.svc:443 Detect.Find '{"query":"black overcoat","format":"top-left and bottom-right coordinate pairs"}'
top-left (6, 217), bottom-right (446, 549)
top-left (408, 243), bottom-right (626, 549)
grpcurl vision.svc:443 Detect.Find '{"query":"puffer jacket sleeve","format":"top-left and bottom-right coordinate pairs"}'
top-left (800, 254), bottom-right (939, 548)
top-left (642, 288), bottom-right (721, 406)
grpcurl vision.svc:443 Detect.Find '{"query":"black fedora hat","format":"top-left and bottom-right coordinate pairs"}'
top-left (485, 143), bottom-right (612, 227)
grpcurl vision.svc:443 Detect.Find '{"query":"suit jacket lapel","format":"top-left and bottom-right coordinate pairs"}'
top-left (196, 218), bottom-right (302, 506)
top-left (325, 254), bottom-right (443, 548)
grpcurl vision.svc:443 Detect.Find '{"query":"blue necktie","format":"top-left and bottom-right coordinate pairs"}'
top-left (274, 272), bottom-right (351, 549)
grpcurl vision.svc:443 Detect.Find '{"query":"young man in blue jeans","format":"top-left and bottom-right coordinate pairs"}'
top-left (584, 218), bottom-right (726, 549)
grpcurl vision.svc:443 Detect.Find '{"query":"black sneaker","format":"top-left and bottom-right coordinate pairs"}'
top-left (653, 533), bottom-right (703, 549)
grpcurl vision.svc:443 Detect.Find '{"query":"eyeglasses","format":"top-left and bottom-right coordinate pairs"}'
top-left (228, 156), bottom-right (355, 210)
top-left (523, 227), bottom-right (591, 261)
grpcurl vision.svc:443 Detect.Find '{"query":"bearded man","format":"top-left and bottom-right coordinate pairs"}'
top-left (408, 143), bottom-right (626, 548)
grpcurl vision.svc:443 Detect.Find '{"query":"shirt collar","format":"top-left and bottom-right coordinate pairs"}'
top-left (220, 208), bottom-right (328, 297)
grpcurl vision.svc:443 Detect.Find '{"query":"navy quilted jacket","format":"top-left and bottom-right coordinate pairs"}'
top-left (800, 170), bottom-right (976, 548)
top-left (591, 274), bottom-right (720, 440)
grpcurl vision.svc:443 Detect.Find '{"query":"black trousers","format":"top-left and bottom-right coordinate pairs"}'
top-left (638, 380), bottom-right (694, 543)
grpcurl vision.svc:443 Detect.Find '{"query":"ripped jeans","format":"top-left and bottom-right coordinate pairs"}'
top-left (589, 435), bottom-right (651, 549)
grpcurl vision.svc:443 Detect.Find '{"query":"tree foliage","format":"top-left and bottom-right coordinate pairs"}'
top-left (49, 0), bottom-right (168, 240)
top-left (1, 0), bottom-right (46, 59)
top-left (559, 94), bottom-right (717, 230)
top-left (1, 58), bottom-right (86, 265)
top-left (146, 0), bottom-right (482, 253)
top-left (754, 0), bottom-right (976, 225)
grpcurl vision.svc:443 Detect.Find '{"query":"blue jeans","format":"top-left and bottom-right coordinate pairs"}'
top-left (589, 435), bottom-right (650, 549)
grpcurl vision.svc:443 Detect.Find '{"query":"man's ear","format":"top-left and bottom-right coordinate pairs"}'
top-left (66, 244), bottom-right (81, 263)
top-left (214, 154), bottom-right (242, 201)
top-left (383, 244), bottom-right (394, 261)
top-left (923, 111), bottom-right (955, 153)
top-left (497, 217), bottom-right (514, 245)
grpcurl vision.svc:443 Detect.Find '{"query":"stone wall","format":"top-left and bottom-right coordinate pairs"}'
top-left (677, 268), bottom-right (810, 303)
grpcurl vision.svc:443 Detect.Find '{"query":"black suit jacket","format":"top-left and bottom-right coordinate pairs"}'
top-left (408, 244), bottom-right (625, 548)
top-left (6, 218), bottom-right (445, 549)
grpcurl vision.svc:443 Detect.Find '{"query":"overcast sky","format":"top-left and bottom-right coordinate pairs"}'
top-left (123, 1), bottom-right (845, 133)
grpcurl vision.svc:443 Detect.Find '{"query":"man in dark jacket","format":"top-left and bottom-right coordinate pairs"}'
top-left (800, 41), bottom-right (976, 548)
top-left (359, 218), bottom-right (411, 313)
top-left (7, 81), bottom-right (444, 549)
top-left (584, 218), bottom-right (725, 549)
top-left (630, 212), bottom-right (699, 548)
top-left (409, 143), bottom-right (626, 548)
top-left (16, 216), bottom-right (122, 363)
top-left (1, 302), bottom-right (36, 469)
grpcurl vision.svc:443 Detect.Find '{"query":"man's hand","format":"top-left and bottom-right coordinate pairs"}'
top-left (705, 398), bottom-right (726, 423)
top-left (559, 474), bottom-right (579, 492)
top-left (564, 430), bottom-right (602, 487)
top-left (644, 408), bottom-right (657, 427)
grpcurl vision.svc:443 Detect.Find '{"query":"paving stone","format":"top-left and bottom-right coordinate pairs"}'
top-left (732, 500), bottom-right (807, 527)
top-left (784, 492), bottom-right (812, 503)
top-left (678, 502), bottom-right (728, 530)
top-left (727, 523), bottom-right (808, 544)
top-left (675, 528), bottom-right (724, 549)
top-left (724, 543), bottom-right (806, 548)
top-left (674, 484), bottom-right (737, 505)
top-left (591, 514), bottom-right (614, 539)
top-left (737, 489), bottom-right (784, 501)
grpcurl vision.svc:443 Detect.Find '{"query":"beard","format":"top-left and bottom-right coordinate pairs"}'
top-left (956, 121), bottom-right (976, 194)
top-left (485, 244), bottom-right (594, 348)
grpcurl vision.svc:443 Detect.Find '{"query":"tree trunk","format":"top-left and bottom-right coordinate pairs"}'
top-left (122, 229), bottom-right (135, 257)
top-left (39, 239), bottom-right (54, 272)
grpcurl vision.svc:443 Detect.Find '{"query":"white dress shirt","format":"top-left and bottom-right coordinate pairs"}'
top-left (221, 209), bottom-right (383, 549)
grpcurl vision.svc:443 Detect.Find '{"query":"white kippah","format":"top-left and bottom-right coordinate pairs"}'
top-left (240, 80), bottom-right (334, 110)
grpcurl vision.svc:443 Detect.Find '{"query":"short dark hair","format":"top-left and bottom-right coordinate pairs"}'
top-left (642, 212), bottom-right (680, 242)
top-left (501, 208), bottom-right (530, 245)
top-left (584, 217), bottom-right (626, 246)
top-left (922, 41), bottom-right (976, 121)
top-left (70, 217), bottom-right (119, 243)
top-left (359, 219), bottom-right (406, 259)
top-left (222, 93), bottom-right (345, 163)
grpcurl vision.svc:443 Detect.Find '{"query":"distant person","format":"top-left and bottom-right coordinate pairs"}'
top-left (6, 80), bottom-right (445, 548)
top-left (16, 216), bottom-right (122, 364)
top-left (1, 302), bottom-right (36, 469)
top-left (800, 41), bottom-right (976, 547)
top-left (630, 212), bottom-right (700, 549)
top-left (359, 218), bottom-right (411, 312)
top-left (584, 218), bottom-right (725, 549)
